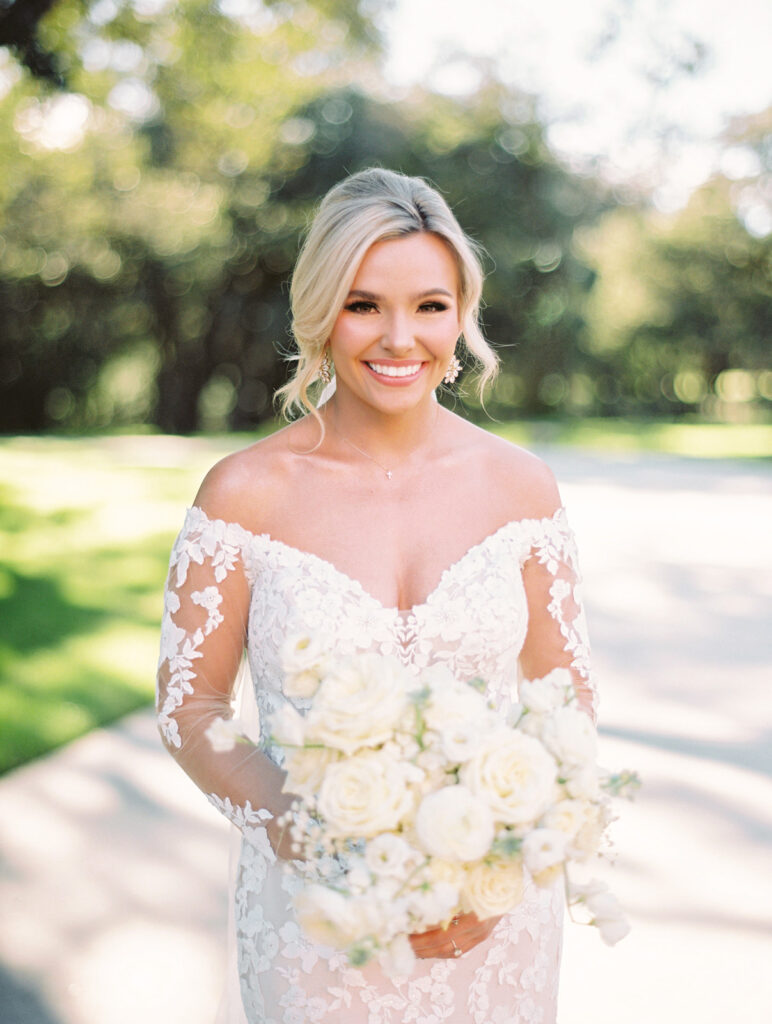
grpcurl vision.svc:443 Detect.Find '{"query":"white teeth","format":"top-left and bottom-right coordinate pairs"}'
top-left (367, 362), bottom-right (422, 378)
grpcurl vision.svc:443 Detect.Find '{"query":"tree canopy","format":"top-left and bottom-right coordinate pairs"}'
top-left (0, 0), bottom-right (769, 432)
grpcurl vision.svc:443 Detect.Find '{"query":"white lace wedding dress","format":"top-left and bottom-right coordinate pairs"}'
top-left (157, 504), bottom-right (596, 1024)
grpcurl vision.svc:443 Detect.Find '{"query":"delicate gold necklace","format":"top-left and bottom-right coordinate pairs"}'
top-left (335, 409), bottom-right (439, 480)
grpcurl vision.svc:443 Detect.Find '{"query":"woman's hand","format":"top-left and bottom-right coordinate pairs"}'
top-left (409, 912), bottom-right (501, 959)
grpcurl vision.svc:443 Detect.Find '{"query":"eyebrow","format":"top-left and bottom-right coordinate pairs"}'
top-left (347, 288), bottom-right (454, 300)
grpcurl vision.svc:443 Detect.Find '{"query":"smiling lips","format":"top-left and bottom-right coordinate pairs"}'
top-left (365, 361), bottom-right (425, 383)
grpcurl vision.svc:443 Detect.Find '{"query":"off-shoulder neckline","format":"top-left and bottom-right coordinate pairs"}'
top-left (185, 505), bottom-right (569, 618)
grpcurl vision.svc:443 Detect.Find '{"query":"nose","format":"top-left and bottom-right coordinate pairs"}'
top-left (380, 311), bottom-right (416, 355)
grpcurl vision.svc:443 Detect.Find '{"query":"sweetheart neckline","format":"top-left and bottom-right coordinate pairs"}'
top-left (188, 505), bottom-right (567, 618)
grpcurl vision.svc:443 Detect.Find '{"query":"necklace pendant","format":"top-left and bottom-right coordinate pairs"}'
top-left (386, 470), bottom-right (393, 480)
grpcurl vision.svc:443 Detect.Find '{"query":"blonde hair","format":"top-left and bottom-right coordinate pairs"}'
top-left (275, 167), bottom-right (498, 423)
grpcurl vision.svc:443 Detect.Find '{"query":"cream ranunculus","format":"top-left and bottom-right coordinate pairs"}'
top-left (519, 668), bottom-right (573, 714)
top-left (541, 706), bottom-right (598, 767)
top-left (305, 654), bottom-right (412, 755)
top-left (462, 858), bottom-right (524, 919)
top-left (283, 745), bottom-right (340, 801)
top-left (414, 785), bottom-right (495, 862)
top-left (317, 751), bottom-right (415, 838)
top-left (461, 730), bottom-right (557, 826)
top-left (280, 633), bottom-right (329, 698)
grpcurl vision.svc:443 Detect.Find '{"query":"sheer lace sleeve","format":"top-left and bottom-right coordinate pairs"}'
top-left (156, 506), bottom-right (290, 856)
top-left (519, 510), bottom-right (597, 720)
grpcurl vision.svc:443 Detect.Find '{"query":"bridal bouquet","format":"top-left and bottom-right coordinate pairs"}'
top-left (207, 638), bottom-right (637, 975)
top-left (246, 637), bottom-right (638, 975)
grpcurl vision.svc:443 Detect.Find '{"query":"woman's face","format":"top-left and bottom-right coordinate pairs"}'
top-left (327, 231), bottom-right (461, 416)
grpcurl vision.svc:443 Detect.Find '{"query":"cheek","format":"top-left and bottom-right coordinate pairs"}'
top-left (427, 319), bottom-right (461, 349)
top-left (330, 317), bottom-right (371, 351)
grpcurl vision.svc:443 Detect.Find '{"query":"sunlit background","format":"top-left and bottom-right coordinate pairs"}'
top-left (0, 0), bottom-right (770, 437)
top-left (0, 3), bottom-right (770, 1022)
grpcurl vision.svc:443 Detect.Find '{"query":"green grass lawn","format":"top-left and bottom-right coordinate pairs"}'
top-left (1, 419), bottom-right (769, 774)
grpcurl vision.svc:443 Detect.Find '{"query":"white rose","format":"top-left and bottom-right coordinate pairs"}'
top-left (519, 668), bottom-right (573, 714)
top-left (462, 730), bottom-right (557, 826)
top-left (414, 785), bottom-right (495, 862)
top-left (521, 828), bottom-right (569, 876)
top-left (541, 706), bottom-right (597, 766)
top-left (293, 884), bottom-right (378, 948)
top-left (462, 859), bottom-right (524, 919)
top-left (365, 834), bottom-right (417, 878)
top-left (317, 751), bottom-right (414, 837)
top-left (283, 745), bottom-right (340, 801)
top-left (305, 654), bottom-right (412, 755)
top-left (280, 633), bottom-right (329, 698)
top-left (270, 702), bottom-right (306, 747)
top-left (204, 716), bottom-right (242, 753)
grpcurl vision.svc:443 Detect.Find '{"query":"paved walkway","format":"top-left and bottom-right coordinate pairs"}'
top-left (1, 449), bottom-right (771, 1024)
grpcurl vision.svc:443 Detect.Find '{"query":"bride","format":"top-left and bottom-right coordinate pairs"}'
top-left (157, 167), bottom-right (596, 1023)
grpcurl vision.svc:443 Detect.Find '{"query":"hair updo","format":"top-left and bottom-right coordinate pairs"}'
top-left (275, 167), bottom-right (498, 422)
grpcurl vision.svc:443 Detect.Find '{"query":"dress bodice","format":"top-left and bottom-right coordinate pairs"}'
top-left (158, 505), bottom-right (594, 757)
top-left (244, 513), bottom-right (576, 751)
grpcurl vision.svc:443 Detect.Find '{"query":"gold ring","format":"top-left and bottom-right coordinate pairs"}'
top-left (450, 938), bottom-right (463, 958)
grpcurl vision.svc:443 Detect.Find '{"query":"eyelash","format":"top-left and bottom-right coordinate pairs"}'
top-left (343, 301), bottom-right (449, 314)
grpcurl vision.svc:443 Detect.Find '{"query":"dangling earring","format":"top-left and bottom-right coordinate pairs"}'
top-left (443, 354), bottom-right (462, 385)
top-left (319, 350), bottom-right (333, 384)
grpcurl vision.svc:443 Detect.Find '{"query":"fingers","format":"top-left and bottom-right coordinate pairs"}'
top-left (409, 913), bottom-right (500, 959)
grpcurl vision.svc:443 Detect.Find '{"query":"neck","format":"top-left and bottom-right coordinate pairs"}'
top-left (325, 393), bottom-right (440, 460)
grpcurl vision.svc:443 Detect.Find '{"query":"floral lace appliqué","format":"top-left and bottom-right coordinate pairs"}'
top-left (158, 506), bottom-right (596, 1023)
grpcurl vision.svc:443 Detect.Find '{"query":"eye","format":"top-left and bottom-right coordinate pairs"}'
top-left (344, 300), bottom-right (378, 314)
top-left (419, 301), bottom-right (449, 313)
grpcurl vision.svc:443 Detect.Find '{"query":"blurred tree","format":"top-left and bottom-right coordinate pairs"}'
top-left (579, 106), bottom-right (771, 420)
top-left (0, 0), bottom-right (380, 431)
top-left (2, 1), bottom-right (769, 432)
top-left (0, 0), bottom-right (66, 84)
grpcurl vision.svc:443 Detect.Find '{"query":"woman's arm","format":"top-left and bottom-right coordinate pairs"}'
top-left (519, 507), bottom-right (597, 720)
top-left (156, 504), bottom-right (295, 858)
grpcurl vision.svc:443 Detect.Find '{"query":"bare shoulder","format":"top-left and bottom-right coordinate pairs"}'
top-left (192, 421), bottom-right (305, 528)
top-left (448, 415), bottom-right (562, 520)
